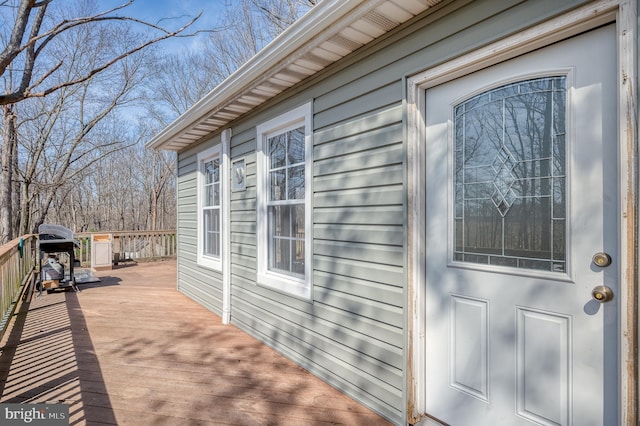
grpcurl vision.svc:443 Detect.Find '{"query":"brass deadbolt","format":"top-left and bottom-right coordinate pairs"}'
top-left (592, 252), bottom-right (612, 267)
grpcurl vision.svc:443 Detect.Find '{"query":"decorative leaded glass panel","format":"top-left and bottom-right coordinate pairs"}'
top-left (453, 77), bottom-right (566, 272)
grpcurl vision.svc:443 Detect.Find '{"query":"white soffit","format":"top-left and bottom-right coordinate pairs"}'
top-left (147, 0), bottom-right (441, 151)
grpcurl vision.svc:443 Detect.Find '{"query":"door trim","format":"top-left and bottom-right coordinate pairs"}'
top-left (405, 0), bottom-right (637, 424)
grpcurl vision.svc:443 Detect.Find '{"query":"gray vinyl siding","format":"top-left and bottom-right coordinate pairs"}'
top-left (174, 1), bottom-right (595, 424)
top-left (225, 89), bottom-right (406, 422)
top-left (176, 140), bottom-right (224, 316)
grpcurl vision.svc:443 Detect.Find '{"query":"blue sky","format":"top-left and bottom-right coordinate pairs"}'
top-left (102, 0), bottom-right (228, 51)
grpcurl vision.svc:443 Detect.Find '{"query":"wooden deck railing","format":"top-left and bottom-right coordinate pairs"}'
top-left (0, 234), bottom-right (37, 335)
top-left (0, 230), bottom-right (175, 341)
top-left (74, 230), bottom-right (177, 266)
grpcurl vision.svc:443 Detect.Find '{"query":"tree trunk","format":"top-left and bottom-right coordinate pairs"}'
top-left (149, 190), bottom-right (158, 231)
top-left (18, 180), bottom-right (30, 236)
top-left (1, 105), bottom-right (16, 243)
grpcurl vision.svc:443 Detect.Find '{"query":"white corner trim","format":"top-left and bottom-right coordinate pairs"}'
top-left (221, 129), bottom-right (232, 324)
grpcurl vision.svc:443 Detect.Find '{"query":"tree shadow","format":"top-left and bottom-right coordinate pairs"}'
top-left (0, 288), bottom-right (117, 425)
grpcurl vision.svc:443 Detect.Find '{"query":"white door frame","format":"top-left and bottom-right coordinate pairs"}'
top-left (406, 1), bottom-right (638, 424)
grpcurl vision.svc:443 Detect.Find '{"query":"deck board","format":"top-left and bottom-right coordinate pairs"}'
top-left (0, 260), bottom-right (392, 425)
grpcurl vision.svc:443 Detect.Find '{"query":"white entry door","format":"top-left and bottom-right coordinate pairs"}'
top-left (424, 25), bottom-right (619, 426)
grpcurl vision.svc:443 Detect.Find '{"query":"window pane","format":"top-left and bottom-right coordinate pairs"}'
top-left (503, 197), bottom-right (551, 258)
top-left (203, 209), bottom-right (220, 257)
top-left (453, 76), bottom-right (566, 272)
top-left (288, 127), bottom-right (305, 164)
top-left (270, 236), bottom-right (291, 272)
top-left (288, 166), bottom-right (305, 199)
top-left (553, 177), bottom-right (566, 218)
top-left (213, 183), bottom-right (220, 206)
top-left (270, 205), bottom-right (291, 237)
top-left (462, 199), bottom-right (501, 255)
top-left (269, 134), bottom-right (286, 168)
top-left (205, 183), bottom-right (219, 207)
top-left (205, 160), bottom-right (215, 184)
top-left (203, 156), bottom-right (220, 208)
top-left (268, 127), bottom-right (306, 203)
top-left (292, 204), bottom-right (305, 275)
top-left (553, 133), bottom-right (566, 176)
top-left (292, 241), bottom-right (304, 275)
top-left (204, 159), bottom-right (219, 184)
top-left (270, 170), bottom-right (286, 201)
top-left (292, 204), bottom-right (305, 238)
top-left (267, 204), bottom-right (304, 276)
top-left (553, 219), bottom-right (566, 262)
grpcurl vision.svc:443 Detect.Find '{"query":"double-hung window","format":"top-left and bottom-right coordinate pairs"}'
top-left (197, 145), bottom-right (222, 270)
top-left (257, 103), bottom-right (312, 299)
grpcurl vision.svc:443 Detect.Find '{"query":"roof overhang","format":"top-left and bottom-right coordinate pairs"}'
top-left (146, 0), bottom-right (443, 151)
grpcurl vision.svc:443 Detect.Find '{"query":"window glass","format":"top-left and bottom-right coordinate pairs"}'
top-left (266, 126), bottom-right (305, 277)
top-left (256, 102), bottom-right (311, 298)
top-left (268, 205), bottom-right (305, 275)
top-left (453, 76), bottom-right (566, 272)
top-left (201, 154), bottom-right (221, 258)
top-left (204, 209), bottom-right (220, 256)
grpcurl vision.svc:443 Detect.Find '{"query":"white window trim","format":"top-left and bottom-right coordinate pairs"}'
top-left (256, 102), bottom-right (313, 299)
top-left (197, 144), bottom-right (223, 271)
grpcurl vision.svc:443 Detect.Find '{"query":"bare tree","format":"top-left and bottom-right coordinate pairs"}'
top-left (249, 0), bottom-right (318, 34)
top-left (145, 51), bottom-right (222, 126)
top-left (0, 0), bottom-right (319, 241)
top-left (203, 0), bottom-right (317, 78)
top-left (0, 0), bottom-right (203, 242)
top-left (0, 0), bottom-right (201, 105)
top-left (136, 0), bottom-right (318, 233)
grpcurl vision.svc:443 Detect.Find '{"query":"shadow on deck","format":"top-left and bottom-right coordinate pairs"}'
top-left (0, 260), bottom-right (392, 425)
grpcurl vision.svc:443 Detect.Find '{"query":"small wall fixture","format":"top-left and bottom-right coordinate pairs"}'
top-left (232, 158), bottom-right (246, 192)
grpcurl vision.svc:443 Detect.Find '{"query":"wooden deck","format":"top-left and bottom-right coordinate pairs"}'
top-left (0, 260), bottom-right (392, 425)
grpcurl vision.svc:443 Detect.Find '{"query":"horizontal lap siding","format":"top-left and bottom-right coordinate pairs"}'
top-left (177, 144), bottom-right (223, 316)
top-left (176, 1), bottom-right (593, 424)
top-left (311, 88), bottom-right (405, 421)
top-left (225, 70), bottom-right (406, 423)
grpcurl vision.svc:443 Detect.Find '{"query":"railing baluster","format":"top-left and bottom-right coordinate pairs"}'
top-left (73, 230), bottom-right (176, 265)
top-left (0, 235), bottom-right (36, 340)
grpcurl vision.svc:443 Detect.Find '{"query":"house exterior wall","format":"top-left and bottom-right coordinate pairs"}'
top-left (175, 0), bottom-right (597, 424)
top-left (177, 136), bottom-right (224, 315)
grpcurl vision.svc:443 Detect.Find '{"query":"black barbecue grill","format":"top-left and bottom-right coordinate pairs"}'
top-left (37, 224), bottom-right (79, 292)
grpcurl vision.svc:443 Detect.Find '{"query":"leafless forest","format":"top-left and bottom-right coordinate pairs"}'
top-left (0, 0), bottom-right (316, 243)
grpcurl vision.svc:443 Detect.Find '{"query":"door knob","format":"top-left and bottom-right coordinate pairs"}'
top-left (591, 285), bottom-right (614, 303)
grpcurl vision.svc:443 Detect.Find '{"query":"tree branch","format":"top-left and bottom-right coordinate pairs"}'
top-left (0, 2), bottom-right (205, 105)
